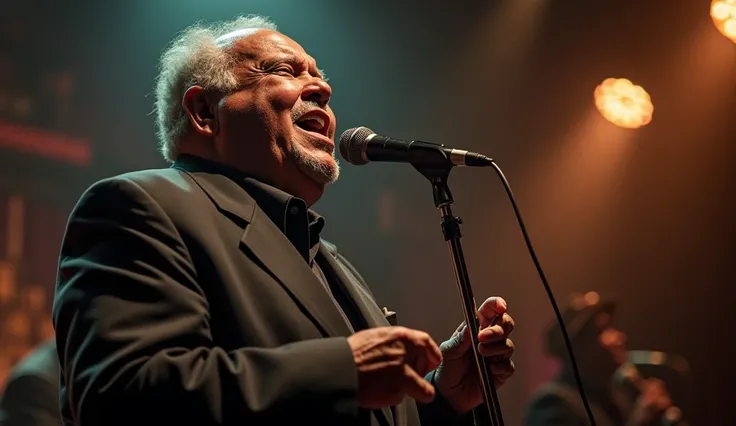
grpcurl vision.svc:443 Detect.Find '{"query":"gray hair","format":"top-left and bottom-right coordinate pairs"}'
top-left (153, 15), bottom-right (278, 162)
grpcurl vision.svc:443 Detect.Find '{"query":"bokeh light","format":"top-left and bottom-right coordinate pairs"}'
top-left (711, 0), bottom-right (736, 43)
top-left (594, 78), bottom-right (653, 129)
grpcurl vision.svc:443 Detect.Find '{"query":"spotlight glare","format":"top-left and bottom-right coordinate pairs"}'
top-left (711, 0), bottom-right (736, 43)
top-left (594, 78), bottom-right (653, 129)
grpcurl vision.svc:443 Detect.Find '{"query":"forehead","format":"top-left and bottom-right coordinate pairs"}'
top-left (227, 30), bottom-right (314, 63)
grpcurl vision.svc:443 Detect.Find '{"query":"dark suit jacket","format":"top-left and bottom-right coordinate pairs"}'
top-left (0, 340), bottom-right (61, 426)
top-left (52, 161), bottom-right (470, 426)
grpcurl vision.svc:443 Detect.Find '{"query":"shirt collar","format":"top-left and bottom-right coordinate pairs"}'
top-left (173, 154), bottom-right (325, 247)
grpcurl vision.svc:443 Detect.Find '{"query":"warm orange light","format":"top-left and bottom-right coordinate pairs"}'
top-left (594, 78), bottom-right (653, 129)
top-left (711, 0), bottom-right (736, 43)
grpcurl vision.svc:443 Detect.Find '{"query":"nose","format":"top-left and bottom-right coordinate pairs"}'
top-left (302, 78), bottom-right (332, 108)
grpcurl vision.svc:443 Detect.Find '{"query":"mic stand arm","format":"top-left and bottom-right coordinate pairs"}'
top-left (412, 163), bottom-right (504, 426)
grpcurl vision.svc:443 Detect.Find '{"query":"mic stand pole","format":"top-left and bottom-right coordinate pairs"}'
top-left (412, 163), bottom-right (504, 426)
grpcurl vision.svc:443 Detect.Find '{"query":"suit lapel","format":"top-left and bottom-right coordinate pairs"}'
top-left (176, 162), bottom-right (399, 425)
top-left (318, 243), bottom-right (391, 330)
top-left (318, 242), bottom-right (396, 426)
top-left (239, 208), bottom-right (354, 338)
top-left (176, 165), bottom-right (353, 338)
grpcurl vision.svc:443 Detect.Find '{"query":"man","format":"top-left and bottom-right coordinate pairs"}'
top-left (52, 15), bottom-right (515, 426)
top-left (524, 292), bottom-right (674, 426)
top-left (0, 339), bottom-right (61, 426)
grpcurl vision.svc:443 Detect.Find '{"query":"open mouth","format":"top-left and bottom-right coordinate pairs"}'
top-left (294, 110), bottom-right (331, 139)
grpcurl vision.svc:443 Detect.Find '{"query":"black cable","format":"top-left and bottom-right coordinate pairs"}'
top-left (488, 160), bottom-right (597, 426)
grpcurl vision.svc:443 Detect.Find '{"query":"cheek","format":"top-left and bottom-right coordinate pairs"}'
top-left (260, 79), bottom-right (303, 111)
top-left (219, 108), bottom-right (259, 140)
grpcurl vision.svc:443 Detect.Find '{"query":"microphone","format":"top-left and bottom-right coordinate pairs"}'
top-left (339, 126), bottom-right (493, 168)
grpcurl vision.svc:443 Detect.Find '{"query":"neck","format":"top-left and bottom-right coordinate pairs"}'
top-left (175, 150), bottom-right (325, 207)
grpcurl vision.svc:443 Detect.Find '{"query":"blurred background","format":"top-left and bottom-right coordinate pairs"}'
top-left (0, 0), bottom-right (733, 424)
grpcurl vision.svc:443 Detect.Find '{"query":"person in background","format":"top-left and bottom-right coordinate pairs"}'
top-left (524, 292), bottom-right (674, 426)
top-left (0, 339), bottom-right (61, 426)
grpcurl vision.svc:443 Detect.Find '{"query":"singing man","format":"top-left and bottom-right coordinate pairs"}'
top-left (52, 15), bottom-right (516, 426)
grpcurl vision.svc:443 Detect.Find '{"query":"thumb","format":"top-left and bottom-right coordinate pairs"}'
top-left (440, 324), bottom-right (471, 359)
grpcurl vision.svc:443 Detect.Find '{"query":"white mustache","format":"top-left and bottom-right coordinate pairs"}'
top-left (291, 101), bottom-right (322, 122)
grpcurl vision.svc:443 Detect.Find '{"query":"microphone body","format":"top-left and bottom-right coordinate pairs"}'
top-left (339, 126), bottom-right (493, 168)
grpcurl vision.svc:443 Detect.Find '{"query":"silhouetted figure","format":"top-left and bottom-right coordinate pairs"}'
top-left (0, 339), bottom-right (61, 426)
top-left (524, 292), bottom-right (675, 426)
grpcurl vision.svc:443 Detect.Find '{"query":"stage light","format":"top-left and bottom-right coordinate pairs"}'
top-left (594, 78), bottom-right (653, 129)
top-left (711, 0), bottom-right (736, 43)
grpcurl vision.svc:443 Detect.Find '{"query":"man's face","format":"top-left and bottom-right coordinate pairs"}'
top-left (213, 30), bottom-right (338, 203)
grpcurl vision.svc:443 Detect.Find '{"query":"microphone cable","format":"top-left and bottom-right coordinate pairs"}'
top-left (488, 160), bottom-right (597, 426)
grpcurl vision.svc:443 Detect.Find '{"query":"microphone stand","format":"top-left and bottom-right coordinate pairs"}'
top-left (412, 162), bottom-right (504, 426)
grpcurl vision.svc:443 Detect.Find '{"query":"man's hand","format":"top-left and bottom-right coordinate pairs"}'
top-left (347, 326), bottom-right (442, 409)
top-left (434, 297), bottom-right (515, 414)
top-left (628, 378), bottom-right (673, 426)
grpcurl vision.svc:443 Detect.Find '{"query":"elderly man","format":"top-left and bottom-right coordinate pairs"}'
top-left (52, 15), bottom-right (515, 426)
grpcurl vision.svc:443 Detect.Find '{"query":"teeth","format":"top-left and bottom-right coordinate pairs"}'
top-left (298, 115), bottom-right (325, 130)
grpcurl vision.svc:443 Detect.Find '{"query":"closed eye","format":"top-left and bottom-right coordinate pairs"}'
top-left (273, 65), bottom-right (295, 76)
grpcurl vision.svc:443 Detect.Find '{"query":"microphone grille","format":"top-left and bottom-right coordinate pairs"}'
top-left (339, 126), bottom-right (374, 165)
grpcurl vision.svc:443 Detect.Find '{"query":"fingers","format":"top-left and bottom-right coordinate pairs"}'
top-left (489, 359), bottom-right (515, 386)
top-left (404, 328), bottom-right (442, 369)
top-left (478, 297), bottom-right (507, 329)
top-left (392, 328), bottom-right (439, 402)
top-left (452, 321), bottom-right (466, 336)
top-left (449, 323), bottom-right (471, 354)
top-left (479, 313), bottom-right (514, 343)
top-left (393, 326), bottom-right (442, 373)
top-left (479, 338), bottom-right (514, 359)
top-left (402, 364), bottom-right (436, 403)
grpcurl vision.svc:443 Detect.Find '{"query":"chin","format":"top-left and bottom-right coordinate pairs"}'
top-left (287, 144), bottom-right (339, 201)
top-left (295, 148), bottom-right (340, 182)
top-left (300, 160), bottom-right (339, 186)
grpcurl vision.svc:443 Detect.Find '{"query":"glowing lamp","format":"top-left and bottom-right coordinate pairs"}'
top-left (594, 78), bottom-right (653, 129)
top-left (711, 0), bottom-right (736, 43)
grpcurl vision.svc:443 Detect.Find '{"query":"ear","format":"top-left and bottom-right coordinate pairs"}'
top-left (182, 85), bottom-right (219, 137)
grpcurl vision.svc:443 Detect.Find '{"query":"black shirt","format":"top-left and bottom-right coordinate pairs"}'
top-left (174, 155), bottom-right (358, 332)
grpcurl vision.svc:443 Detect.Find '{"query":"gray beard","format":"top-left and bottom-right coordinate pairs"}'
top-left (288, 140), bottom-right (340, 185)
top-left (289, 101), bottom-right (340, 184)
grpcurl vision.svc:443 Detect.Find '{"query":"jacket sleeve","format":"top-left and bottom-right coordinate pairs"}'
top-left (52, 177), bottom-right (358, 426)
top-left (416, 370), bottom-right (474, 426)
top-left (0, 374), bottom-right (61, 426)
